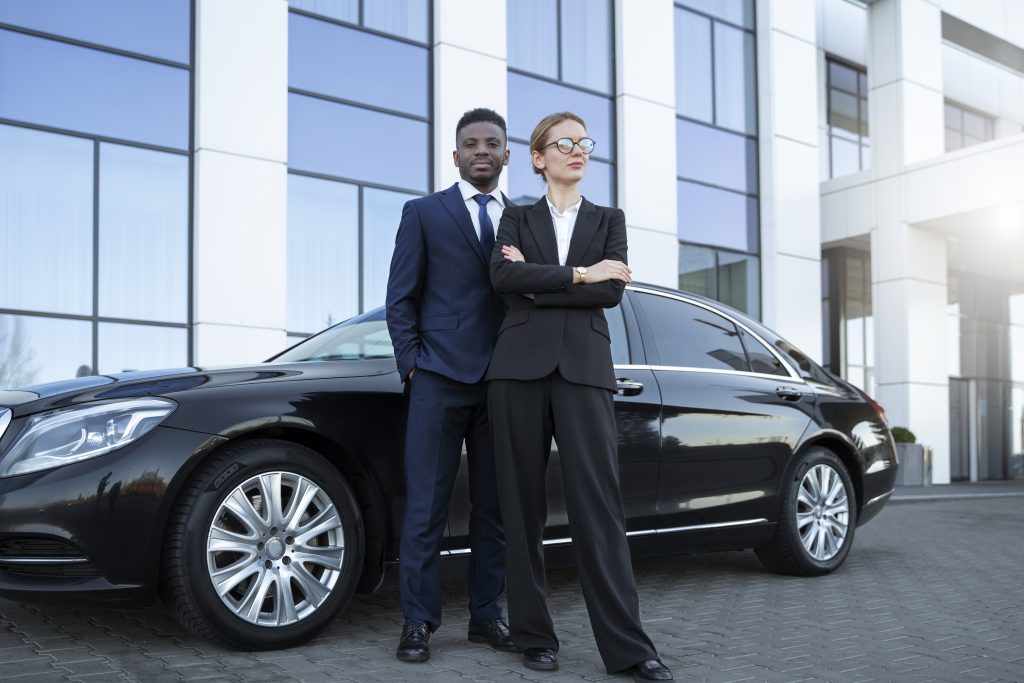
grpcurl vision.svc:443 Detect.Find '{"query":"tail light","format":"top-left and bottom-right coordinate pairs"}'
top-left (866, 395), bottom-right (888, 426)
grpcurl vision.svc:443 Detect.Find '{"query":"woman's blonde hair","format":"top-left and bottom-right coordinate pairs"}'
top-left (529, 111), bottom-right (587, 179)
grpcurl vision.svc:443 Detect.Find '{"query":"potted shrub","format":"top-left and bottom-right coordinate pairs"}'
top-left (892, 426), bottom-right (930, 486)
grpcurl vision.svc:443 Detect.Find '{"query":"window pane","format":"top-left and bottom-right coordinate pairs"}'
top-left (606, 303), bottom-right (630, 365)
top-left (98, 323), bottom-right (187, 375)
top-left (962, 110), bottom-right (989, 140)
top-left (678, 180), bottom-right (758, 252)
top-left (830, 133), bottom-right (861, 177)
top-left (0, 0), bottom-right (190, 63)
top-left (713, 23), bottom-right (756, 134)
top-left (675, 9), bottom-right (713, 122)
top-left (678, 243), bottom-right (716, 298)
top-left (739, 327), bottom-right (785, 375)
top-left (289, 14), bottom-right (428, 116)
top-left (287, 175), bottom-right (360, 334)
top-left (718, 251), bottom-right (759, 318)
top-left (363, 188), bottom-right (418, 311)
top-left (0, 315), bottom-right (93, 389)
top-left (289, 93), bottom-right (429, 192)
top-left (0, 30), bottom-right (190, 149)
top-left (944, 103), bottom-right (962, 131)
top-left (677, 118), bottom-right (757, 193)
top-left (582, 158), bottom-right (614, 207)
top-left (98, 144), bottom-right (188, 323)
top-left (637, 294), bottom-right (749, 372)
top-left (364, 0), bottom-right (429, 43)
top-left (0, 125), bottom-right (93, 315)
top-left (829, 89), bottom-right (859, 134)
top-left (859, 97), bottom-right (869, 136)
top-left (508, 0), bottom-right (558, 80)
top-left (560, 0), bottom-right (612, 93)
top-left (507, 140), bottom-right (545, 206)
top-left (677, 0), bottom-right (754, 29)
top-left (828, 61), bottom-right (857, 94)
top-left (508, 73), bottom-right (614, 160)
top-left (289, 0), bottom-right (358, 24)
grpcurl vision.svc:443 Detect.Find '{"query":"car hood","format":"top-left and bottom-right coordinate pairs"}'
top-left (0, 359), bottom-right (397, 416)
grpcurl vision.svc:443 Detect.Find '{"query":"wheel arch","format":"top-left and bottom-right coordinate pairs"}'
top-left (796, 431), bottom-right (864, 516)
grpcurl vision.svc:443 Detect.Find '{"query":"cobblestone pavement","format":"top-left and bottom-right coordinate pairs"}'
top-left (2, 496), bottom-right (1023, 682)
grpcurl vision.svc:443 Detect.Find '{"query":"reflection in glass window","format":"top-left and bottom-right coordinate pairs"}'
top-left (363, 188), bottom-right (417, 311)
top-left (718, 251), bottom-right (759, 319)
top-left (677, 0), bottom-right (754, 29)
top-left (508, 0), bottom-right (558, 79)
top-left (0, 30), bottom-right (190, 149)
top-left (289, 0), bottom-right (359, 25)
top-left (637, 294), bottom-right (749, 372)
top-left (714, 23), bottom-right (756, 135)
top-left (679, 244), bottom-right (715, 298)
top-left (827, 58), bottom-right (869, 177)
top-left (287, 175), bottom-right (360, 334)
top-left (289, 93), bottom-right (429, 192)
top-left (0, 0), bottom-right (191, 63)
top-left (289, 14), bottom-right (428, 116)
top-left (363, 0), bottom-right (429, 43)
top-left (508, 73), bottom-right (615, 161)
top-left (560, 0), bottom-right (612, 93)
top-left (0, 125), bottom-right (93, 316)
top-left (606, 303), bottom-right (630, 366)
top-left (98, 323), bottom-right (187, 375)
top-left (0, 315), bottom-right (93, 390)
top-left (677, 119), bottom-right (756, 193)
top-left (738, 328), bottom-right (786, 376)
top-left (99, 144), bottom-right (189, 323)
top-left (675, 9), bottom-right (713, 122)
top-left (944, 100), bottom-right (995, 152)
top-left (678, 180), bottom-right (758, 252)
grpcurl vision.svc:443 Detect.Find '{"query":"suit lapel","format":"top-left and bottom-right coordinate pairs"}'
top-left (564, 198), bottom-right (599, 267)
top-left (439, 183), bottom-right (486, 265)
top-left (526, 198), bottom-right (560, 265)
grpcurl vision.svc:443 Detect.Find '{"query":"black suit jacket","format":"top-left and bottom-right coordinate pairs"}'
top-left (485, 197), bottom-right (627, 391)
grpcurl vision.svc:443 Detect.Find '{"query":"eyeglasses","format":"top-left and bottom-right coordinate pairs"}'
top-left (542, 137), bottom-right (596, 154)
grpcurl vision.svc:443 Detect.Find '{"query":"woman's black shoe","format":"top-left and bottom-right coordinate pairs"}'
top-left (629, 659), bottom-right (673, 681)
top-left (523, 647), bottom-right (558, 671)
top-left (396, 619), bottom-right (430, 663)
top-left (467, 617), bottom-right (517, 652)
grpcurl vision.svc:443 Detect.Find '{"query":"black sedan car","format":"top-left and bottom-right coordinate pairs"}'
top-left (0, 284), bottom-right (898, 649)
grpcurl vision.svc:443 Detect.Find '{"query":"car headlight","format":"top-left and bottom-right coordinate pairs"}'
top-left (0, 398), bottom-right (176, 478)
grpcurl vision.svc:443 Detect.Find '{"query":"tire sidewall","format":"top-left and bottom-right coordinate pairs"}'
top-left (781, 448), bottom-right (857, 574)
top-left (178, 441), bottom-right (363, 649)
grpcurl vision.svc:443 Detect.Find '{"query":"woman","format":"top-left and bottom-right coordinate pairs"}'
top-left (486, 112), bottom-right (673, 682)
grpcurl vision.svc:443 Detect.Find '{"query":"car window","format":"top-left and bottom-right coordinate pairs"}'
top-left (271, 309), bottom-right (394, 363)
top-left (607, 303), bottom-right (630, 365)
top-left (635, 292), bottom-right (749, 372)
top-left (773, 337), bottom-right (834, 384)
top-left (738, 328), bottom-right (788, 376)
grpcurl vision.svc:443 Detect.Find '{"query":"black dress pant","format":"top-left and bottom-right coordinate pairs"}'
top-left (488, 372), bottom-right (657, 673)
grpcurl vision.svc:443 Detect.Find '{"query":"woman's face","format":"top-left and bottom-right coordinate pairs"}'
top-left (533, 119), bottom-right (589, 187)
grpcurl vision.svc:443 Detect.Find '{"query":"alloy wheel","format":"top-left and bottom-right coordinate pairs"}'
top-left (795, 463), bottom-right (850, 562)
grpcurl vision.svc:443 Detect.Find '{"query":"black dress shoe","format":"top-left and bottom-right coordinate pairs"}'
top-left (396, 619), bottom-right (430, 663)
top-left (523, 647), bottom-right (558, 671)
top-left (467, 617), bottom-right (517, 652)
top-left (630, 659), bottom-right (673, 681)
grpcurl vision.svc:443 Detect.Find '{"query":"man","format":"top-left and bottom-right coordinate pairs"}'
top-left (385, 108), bottom-right (514, 663)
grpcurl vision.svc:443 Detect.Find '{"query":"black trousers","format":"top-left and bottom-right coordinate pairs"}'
top-left (488, 372), bottom-right (657, 673)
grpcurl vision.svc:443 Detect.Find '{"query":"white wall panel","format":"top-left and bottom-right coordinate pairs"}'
top-left (821, 0), bottom-right (867, 65)
top-left (902, 83), bottom-right (945, 164)
top-left (435, 0), bottom-right (506, 59)
top-left (771, 138), bottom-right (821, 260)
top-left (764, 253), bottom-right (822, 361)
top-left (616, 0), bottom-right (675, 106)
top-left (771, 34), bottom-right (819, 146)
top-left (625, 227), bottom-right (678, 289)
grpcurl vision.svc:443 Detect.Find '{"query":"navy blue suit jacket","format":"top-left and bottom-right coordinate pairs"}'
top-left (385, 183), bottom-right (508, 384)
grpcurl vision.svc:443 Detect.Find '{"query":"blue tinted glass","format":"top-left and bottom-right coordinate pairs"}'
top-left (582, 159), bottom-right (614, 207)
top-left (363, 188), bottom-right (418, 311)
top-left (677, 119), bottom-right (756, 193)
top-left (508, 0), bottom-right (558, 79)
top-left (98, 323), bottom-right (187, 375)
top-left (678, 180), bottom-right (758, 252)
top-left (675, 9), bottom-right (712, 122)
top-left (0, 31), bottom-right (190, 149)
top-left (364, 0), bottom-right (429, 43)
top-left (289, 93), bottom-right (429, 192)
top-left (677, 0), bottom-right (754, 29)
top-left (0, 125), bottom-right (93, 316)
top-left (0, 0), bottom-right (190, 63)
top-left (287, 174), bottom-right (360, 333)
top-left (679, 243), bottom-right (715, 297)
top-left (0, 315), bottom-right (93, 389)
top-left (98, 144), bottom-right (189, 323)
top-left (560, 0), bottom-right (612, 93)
top-left (506, 140), bottom-right (614, 208)
top-left (289, 0), bottom-right (358, 24)
top-left (718, 251), bottom-right (759, 318)
top-left (714, 22), bottom-right (757, 134)
top-left (289, 14), bottom-right (428, 116)
top-left (508, 73), bottom-right (614, 160)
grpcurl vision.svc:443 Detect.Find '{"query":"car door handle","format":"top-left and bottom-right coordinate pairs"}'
top-left (616, 378), bottom-right (644, 396)
top-left (775, 386), bottom-right (803, 401)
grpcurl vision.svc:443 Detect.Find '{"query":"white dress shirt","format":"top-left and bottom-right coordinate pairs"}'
top-left (547, 196), bottom-right (582, 265)
top-left (458, 180), bottom-right (505, 240)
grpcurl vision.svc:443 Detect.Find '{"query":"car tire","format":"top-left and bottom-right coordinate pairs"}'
top-left (755, 447), bottom-right (857, 576)
top-left (162, 439), bottom-right (364, 649)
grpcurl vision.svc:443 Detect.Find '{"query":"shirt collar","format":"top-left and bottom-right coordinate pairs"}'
top-left (546, 196), bottom-right (582, 218)
top-left (458, 180), bottom-right (505, 207)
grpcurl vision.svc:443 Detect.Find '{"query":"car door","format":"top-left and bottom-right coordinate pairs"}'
top-left (629, 289), bottom-right (815, 530)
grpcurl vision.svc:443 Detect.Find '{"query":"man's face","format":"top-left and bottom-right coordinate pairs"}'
top-left (453, 121), bottom-right (509, 190)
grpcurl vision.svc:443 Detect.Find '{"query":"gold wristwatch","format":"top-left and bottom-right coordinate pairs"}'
top-left (576, 266), bottom-right (587, 283)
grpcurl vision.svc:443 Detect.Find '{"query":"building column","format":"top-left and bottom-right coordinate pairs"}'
top-left (432, 0), bottom-right (508, 193)
top-left (756, 0), bottom-right (823, 359)
top-left (868, 0), bottom-right (951, 483)
top-left (193, 0), bottom-right (289, 364)
top-left (614, 0), bottom-right (678, 288)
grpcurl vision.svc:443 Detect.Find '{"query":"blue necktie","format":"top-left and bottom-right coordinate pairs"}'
top-left (473, 194), bottom-right (495, 258)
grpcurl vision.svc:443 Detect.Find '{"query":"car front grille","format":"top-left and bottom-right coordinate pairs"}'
top-left (0, 538), bottom-right (101, 578)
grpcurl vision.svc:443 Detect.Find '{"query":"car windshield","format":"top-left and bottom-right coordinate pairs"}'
top-left (269, 308), bottom-right (394, 363)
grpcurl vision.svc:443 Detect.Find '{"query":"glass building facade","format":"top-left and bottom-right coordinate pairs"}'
top-left (0, 2), bottom-right (192, 389)
top-left (826, 57), bottom-right (870, 178)
top-left (673, 0), bottom-right (760, 318)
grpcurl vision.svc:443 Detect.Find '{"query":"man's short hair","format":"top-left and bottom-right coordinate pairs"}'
top-left (456, 108), bottom-right (508, 140)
